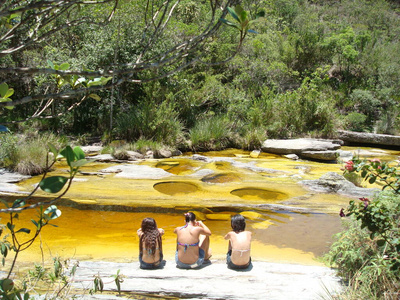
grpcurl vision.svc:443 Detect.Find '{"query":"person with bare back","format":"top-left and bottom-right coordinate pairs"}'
top-left (137, 217), bottom-right (164, 269)
top-left (174, 212), bottom-right (212, 269)
top-left (224, 214), bottom-right (252, 269)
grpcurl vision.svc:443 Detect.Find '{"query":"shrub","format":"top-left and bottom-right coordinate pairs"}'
top-left (0, 132), bottom-right (67, 175)
top-left (189, 115), bottom-right (234, 151)
top-left (345, 112), bottom-right (367, 132)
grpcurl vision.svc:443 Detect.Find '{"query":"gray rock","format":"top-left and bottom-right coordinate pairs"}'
top-left (300, 172), bottom-right (380, 198)
top-left (300, 150), bottom-right (338, 161)
top-left (155, 149), bottom-right (172, 158)
top-left (90, 154), bottom-right (115, 162)
top-left (284, 154), bottom-right (299, 160)
top-left (101, 164), bottom-right (173, 179)
top-left (338, 130), bottom-right (400, 147)
top-left (262, 139), bottom-right (341, 155)
top-left (72, 260), bottom-right (342, 300)
top-left (0, 169), bottom-right (31, 194)
top-left (336, 150), bottom-right (353, 163)
top-left (191, 154), bottom-right (210, 162)
top-left (126, 151), bottom-right (144, 160)
top-left (80, 145), bottom-right (103, 154)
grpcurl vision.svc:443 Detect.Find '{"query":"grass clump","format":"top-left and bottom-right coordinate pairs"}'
top-left (189, 115), bottom-right (234, 151)
top-left (0, 132), bottom-right (67, 175)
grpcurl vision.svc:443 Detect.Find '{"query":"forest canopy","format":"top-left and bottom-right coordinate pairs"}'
top-left (1, 0), bottom-right (400, 150)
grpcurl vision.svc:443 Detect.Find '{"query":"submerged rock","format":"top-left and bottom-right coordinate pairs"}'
top-left (300, 172), bottom-right (380, 198)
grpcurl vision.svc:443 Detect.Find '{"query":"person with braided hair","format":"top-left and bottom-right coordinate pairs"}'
top-left (174, 212), bottom-right (212, 269)
top-left (137, 218), bottom-right (165, 269)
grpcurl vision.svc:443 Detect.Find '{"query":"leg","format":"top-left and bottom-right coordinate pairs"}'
top-left (199, 234), bottom-right (211, 260)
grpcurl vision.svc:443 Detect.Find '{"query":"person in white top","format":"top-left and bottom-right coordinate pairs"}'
top-left (224, 214), bottom-right (252, 269)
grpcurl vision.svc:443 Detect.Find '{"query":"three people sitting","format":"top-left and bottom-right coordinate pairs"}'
top-left (137, 213), bottom-right (251, 270)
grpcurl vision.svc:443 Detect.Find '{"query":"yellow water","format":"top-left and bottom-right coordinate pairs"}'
top-left (5, 147), bottom-right (400, 269)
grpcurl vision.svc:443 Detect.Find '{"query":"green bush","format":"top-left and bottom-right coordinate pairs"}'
top-left (0, 132), bottom-right (67, 175)
top-left (189, 115), bottom-right (234, 151)
top-left (114, 101), bottom-right (184, 146)
top-left (345, 112), bottom-right (367, 132)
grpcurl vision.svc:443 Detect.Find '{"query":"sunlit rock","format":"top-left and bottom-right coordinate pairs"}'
top-left (231, 188), bottom-right (288, 202)
top-left (206, 213), bottom-right (231, 220)
top-left (240, 211), bottom-right (263, 220)
top-left (102, 164), bottom-right (173, 179)
top-left (153, 181), bottom-right (199, 195)
top-left (252, 219), bottom-right (274, 229)
top-left (300, 172), bottom-right (380, 198)
top-left (250, 150), bottom-right (261, 158)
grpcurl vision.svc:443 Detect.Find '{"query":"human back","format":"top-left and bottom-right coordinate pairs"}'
top-left (224, 214), bottom-right (252, 269)
top-left (174, 212), bottom-right (212, 268)
top-left (137, 217), bottom-right (164, 268)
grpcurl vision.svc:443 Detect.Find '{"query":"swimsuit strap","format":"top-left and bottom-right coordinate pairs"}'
top-left (177, 241), bottom-right (200, 252)
top-left (179, 223), bottom-right (189, 230)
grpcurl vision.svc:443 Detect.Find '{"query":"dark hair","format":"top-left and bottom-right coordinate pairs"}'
top-left (139, 218), bottom-right (162, 256)
top-left (184, 212), bottom-right (196, 223)
top-left (231, 214), bottom-right (246, 233)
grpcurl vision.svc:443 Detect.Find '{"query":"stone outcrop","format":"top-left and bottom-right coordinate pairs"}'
top-left (261, 138), bottom-right (342, 161)
top-left (73, 260), bottom-right (342, 300)
top-left (300, 172), bottom-right (380, 198)
top-left (338, 130), bottom-right (400, 147)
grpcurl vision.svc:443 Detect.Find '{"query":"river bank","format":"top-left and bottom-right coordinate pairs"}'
top-left (71, 259), bottom-right (342, 300)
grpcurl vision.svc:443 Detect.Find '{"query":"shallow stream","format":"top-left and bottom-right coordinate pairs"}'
top-left (9, 147), bottom-right (400, 266)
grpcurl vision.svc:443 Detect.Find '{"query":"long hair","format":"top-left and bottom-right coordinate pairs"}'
top-left (231, 214), bottom-right (246, 233)
top-left (139, 218), bottom-right (162, 256)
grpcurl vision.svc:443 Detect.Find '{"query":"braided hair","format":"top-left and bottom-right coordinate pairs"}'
top-left (139, 218), bottom-right (162, 257)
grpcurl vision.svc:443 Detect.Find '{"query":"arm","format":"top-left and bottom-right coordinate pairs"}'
top-left (224, 232), bottom-right (232, 240)
top-left (197, 220), bottom-right (211, 236)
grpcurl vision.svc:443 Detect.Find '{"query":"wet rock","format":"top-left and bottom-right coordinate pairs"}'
top-left (73, 260), bottom-right (342, 300)
top-left (300, 172), bottom-right (380, 198)
top-left (284, 154), bottom-right (299, 160)
top-left (338, 130), bottom-right (400, 147)
top-left (0, 169), bottom-right (31, 194)
top-left (191, 154), bottom-right (210, 162)
top-left (300, 150), bottom-right (337, 161)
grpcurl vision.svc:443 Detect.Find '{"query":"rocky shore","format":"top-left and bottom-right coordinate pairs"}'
top-left (73, 259), bottom-right (342, 300)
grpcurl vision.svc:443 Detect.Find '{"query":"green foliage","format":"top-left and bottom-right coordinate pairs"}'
top-left (345, 112), bottom-right (367, 132)
top-left (0, 82), bottom-right (14, 110)
top-left (114, 100), bottom-right (184, 146)
top-left (189, 115), bottom-right (234, 151)
top-left (327, 157), bottom-right (400, 298)
top-left (0, 132), bottom-right (68, 175)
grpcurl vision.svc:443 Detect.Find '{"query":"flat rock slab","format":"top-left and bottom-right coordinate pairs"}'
top-left (261, 139), bottom-right (341, 155)
top-left (73, 260), bottom-right (342, 300)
